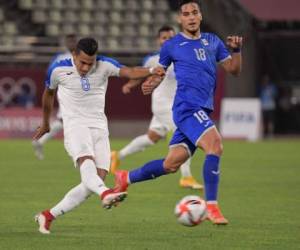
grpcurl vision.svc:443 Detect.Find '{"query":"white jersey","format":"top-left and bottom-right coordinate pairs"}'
top-left (143, 52), bottom-right (177, 114)
top-left (45, 55), bottom-right (122, 133)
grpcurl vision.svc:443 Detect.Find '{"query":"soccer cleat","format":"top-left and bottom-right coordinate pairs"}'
top-left (110, 151), bottom-right (120, 174)
top-left (206, 203), bottom-right (229, 225)
top-left (179, 176), bottom-right (204, 190)
top-left (114, 170), bottom-right (129, 192)
top-left (32, 140), bottom-right (44, 160)
top-left (101, 189), bottom-right (127, 209)
top-left (35, 210), bottom-right (55, 234)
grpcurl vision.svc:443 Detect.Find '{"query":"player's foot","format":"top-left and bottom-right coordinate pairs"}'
top-left (114, 170), bottom-right (129, 192)
top-left (179, 176), bottom-right (203, 189)
top-left (101, 189), bottom-right (127, 209)
top-left (32, 140), bottom-right (44, 160)
top-left (34, 210), bottom-right (55, 234)
top-left (110, 151), bottom-right (120, 174)
top-left (206, 203), bottom-right (228, 225)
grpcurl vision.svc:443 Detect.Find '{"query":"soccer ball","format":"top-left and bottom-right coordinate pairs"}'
top-left (174, 195), bottom-right (207, 227)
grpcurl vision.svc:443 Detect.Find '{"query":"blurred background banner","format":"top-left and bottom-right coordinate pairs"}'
top-left (0, 68), bottom-right (45, 106)
top-left (0, 107), bottom-right (42, 138)
top-left (220, 98), bottom-right (262, 141)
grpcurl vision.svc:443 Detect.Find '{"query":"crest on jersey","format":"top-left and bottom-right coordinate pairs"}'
top-left (201, 39), bottom-right (209, 46)
top-left (80, 77), bottom-right (90, 91)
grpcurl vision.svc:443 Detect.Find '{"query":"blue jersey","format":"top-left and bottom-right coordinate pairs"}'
top-left (159, 32), bottom-right (230, 117)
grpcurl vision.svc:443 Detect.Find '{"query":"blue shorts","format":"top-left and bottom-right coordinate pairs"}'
top-left (169, 108), bottom-right (215, 155)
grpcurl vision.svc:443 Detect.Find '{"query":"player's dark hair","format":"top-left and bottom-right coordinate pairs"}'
top-left (178, 0), bottom-right (201, 11)
top-left (75, 37), bottom-right (98, 56)
top-left (158, 25), bottom-right (175, 37)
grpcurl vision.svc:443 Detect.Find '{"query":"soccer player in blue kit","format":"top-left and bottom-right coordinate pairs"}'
top-left (114, 0), bottom-right (243, 225)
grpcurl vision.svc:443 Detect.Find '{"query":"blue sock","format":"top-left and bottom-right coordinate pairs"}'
top-left (129, 159), bottom-right (167, 183)
top-left (203, 154), bottom-right (220, 201)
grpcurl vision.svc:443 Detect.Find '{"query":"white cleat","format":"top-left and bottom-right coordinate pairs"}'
top-left (32, 140), bottom-right (44, 160)
top-left (34, 210), bottom-right (54, 234)
top-left (101, 189), bottom-right (127, 209)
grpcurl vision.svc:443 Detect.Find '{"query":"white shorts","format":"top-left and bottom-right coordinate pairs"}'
top-left (149, 112), bottom-right (176, 137)
top-left (64, 126), bottom-right (111, 171)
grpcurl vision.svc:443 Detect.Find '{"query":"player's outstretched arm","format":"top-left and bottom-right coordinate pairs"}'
top-left (33, 88), bottom-right (55, 140)
top-left (119, 66), bottom-right (165, 80)
top-left (122, 79), bottom-right (144, 94)
top-left (141, 75), bottom-right (164, 95)
top-left (221, 36), bottom-right (243, 76)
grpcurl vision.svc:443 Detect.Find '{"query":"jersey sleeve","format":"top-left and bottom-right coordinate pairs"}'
top-left (101, 56), bottom-right (124, 77)
top-left (45, 62), bottom-right (59, 89)
top-left (159, 42), bottom-right (172, 69)
top-left (215, 36), bottom-right (231, 63)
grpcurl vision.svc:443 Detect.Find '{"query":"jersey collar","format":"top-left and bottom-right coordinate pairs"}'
top-left (180, 32), bottom-right (202, 40)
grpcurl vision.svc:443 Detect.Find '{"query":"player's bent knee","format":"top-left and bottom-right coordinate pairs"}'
top-left (164, 146), bottom-right (190, 173)
top-left (210, 139), bottom-right (223, 156)
top-left (165, 165), bottom-right (180, 173)
top-left (213, 142), bottom-right (223, 156)
top-left (163, 160), bottom-right (181, 173)
top-left (77, 156), bottom-right (94, 167)
top-left (200, 137), bottom-right (223, 156)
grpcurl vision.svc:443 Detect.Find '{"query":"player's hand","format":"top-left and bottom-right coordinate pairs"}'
top-left (33, 124), bottom-right (50, 140)
top-left (151, 66), bottom-right (165, 77)
top-left (142, 75), bottom-right (162, 95)
top-left (122, 84), bottom-right (132, 94)
top-left (226, 36), bottom-right (243, 49)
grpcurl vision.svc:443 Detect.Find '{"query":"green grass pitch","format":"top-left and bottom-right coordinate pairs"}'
top-left (0, 138), bottom-right (299, 250)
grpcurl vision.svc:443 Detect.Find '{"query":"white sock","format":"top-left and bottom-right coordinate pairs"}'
top-left (38, 119), bottom-right (63, 145)
top-left (119, 134), bottom-right (154, 159)
top-left (80, 159), bottom-right (108, 196)
top-left (50, 183), bottom-right (92, 217)
top-left (180, 158), bottom-right (192, 177)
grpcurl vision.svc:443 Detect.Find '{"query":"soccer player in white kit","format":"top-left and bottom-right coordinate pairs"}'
top-left (32, 34), bottom-right (77, 160)
top-left (33, 37), bottom-right (165, 234)
top-left (111, 26), bottom-right (202, 189)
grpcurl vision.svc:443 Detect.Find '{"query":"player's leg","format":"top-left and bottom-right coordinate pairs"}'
top-left (160, 112), bottom-right (202, 189)
top-left (66, 127), bottom-right (126, 208)
top-left (77, 156), bottom-right (125, 208)
top-left (35, 167), bottom-right (113, 234)
top-left (119, 130), bottom-right (161, 158)
top-left (35, 141), bottom-right (117, 235)
top-left (34, 128), bottom-right (99, 234)
top-left (111, 116), bottom-right (164, 174)
top-left (114, 129), bottom-right (195, 192)
top-left (196, 124), bottom-right (228, 224)
top-left (179, 158), bottom-right (203, 189)
top-left (78, 156), bottom-right (109, 196)
top-left (35, 183), bottom-right (92, 234)
top-left (32, 119), bottom-right (63, 160)
top-left (114, 145), bottom-right (190, 192)
top-left (110, 130), bottom-right (159, 174)
top-left (91, 127), bottom-right (127, 208)
top-left (50, 183), bottom-right (92, 217)
top-left (171, 108), bottom-right (228, 224)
